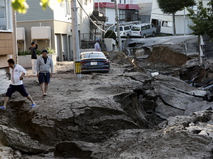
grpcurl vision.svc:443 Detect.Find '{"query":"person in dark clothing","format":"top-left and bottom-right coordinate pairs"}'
top-left (29, 42), bottom-right (38, 75)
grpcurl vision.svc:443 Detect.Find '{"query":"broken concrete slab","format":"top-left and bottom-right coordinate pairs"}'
top-left (66, 111), bottom-right (213, 159)
top-left (129, 35), bottom-right (198, 55)
top-left (0, 146), bottom-right (21, 159)
top-left (0, 125), bottom-right (52, 154)
top-left (1, 34), bottom-right (213, 158)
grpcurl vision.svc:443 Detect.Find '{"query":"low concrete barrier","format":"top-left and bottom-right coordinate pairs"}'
top-left (18, 54), bottom-right (57, 68)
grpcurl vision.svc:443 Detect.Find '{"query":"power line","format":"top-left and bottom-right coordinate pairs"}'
top-left (76, 0), bottom-right (106, 33)
top-left (76, 8), bottom-right (97, 38)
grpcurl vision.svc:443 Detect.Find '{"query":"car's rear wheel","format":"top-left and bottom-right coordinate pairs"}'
top-left (143, 34), bottom-right (146, 38)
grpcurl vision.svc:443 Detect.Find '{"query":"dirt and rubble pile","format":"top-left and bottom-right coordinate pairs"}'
top-left (0, 35), bottom-right (213, 158)
top-left (148, 46), bottom-right (189, 66)
top-left (0, 62), bottom-right (213, 158)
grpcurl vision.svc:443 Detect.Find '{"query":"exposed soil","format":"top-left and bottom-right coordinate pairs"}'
top-left (0, 35), bottom-right (213, 158)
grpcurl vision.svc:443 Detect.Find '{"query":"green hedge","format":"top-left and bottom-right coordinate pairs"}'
top-left (18, 51), bottom-right (31, 56)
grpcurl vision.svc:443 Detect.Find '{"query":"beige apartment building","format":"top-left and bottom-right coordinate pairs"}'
top-left (0, 0), bottom-right (16, 94)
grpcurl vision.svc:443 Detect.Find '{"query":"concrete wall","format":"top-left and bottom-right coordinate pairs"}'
top-left (0, 7), bottom-right (16, 95)
top-left (104, 38), bottom-right (118, 52)
top-left (0, 55), bottom-right (14, 68)
top-left (53, 0), bottom-right (71, 23)
top-left (0, 32), bottom-right (16, 67)
top-left (0, 9), bottom-right (16, 68)
top-left (17, 21), bottom-right (54, 52)
top-left (18, 54), bottom-right (57, 68)
top-left (79, 0), bottom-right (94, 41)
top-left (0, 68), bottom-right (11, 95)
top-left (138, 3), bottom-right (152, 16)
top-left (105, 8), bottom-right (115, 25)
top-left (138, 2), bottom-right (152, 23)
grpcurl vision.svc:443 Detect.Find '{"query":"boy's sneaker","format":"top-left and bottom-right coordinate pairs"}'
top-left (31, 104), bottom-right (36, 108)
top-left (0, 106), bottom-right (6, 110)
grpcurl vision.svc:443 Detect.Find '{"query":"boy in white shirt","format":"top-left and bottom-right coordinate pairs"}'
top-left (0, 59), bottom-right (36, 110)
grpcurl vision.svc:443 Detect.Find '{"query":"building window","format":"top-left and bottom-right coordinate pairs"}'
top-left (162, 21), bottom-right (173, 27)
top-left (66, 0), bottom-right (71, 15)
top-left (0, 0), bottom-right (12, 31)
top-left (132, 12), bottom-right (138, 21)
top-left (111, 0), bottom-right (114, 2)
top-left (61, 0), bottom-right (71, 16)
top-left (119, 10), bottom-right (125, 22)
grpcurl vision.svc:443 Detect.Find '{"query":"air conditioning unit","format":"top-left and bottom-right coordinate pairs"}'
top-left (31, 26), bottom-right (51, 40)
top-left (16, 27), bottom-right (25, 40)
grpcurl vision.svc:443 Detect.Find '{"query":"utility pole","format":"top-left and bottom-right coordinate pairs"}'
top-left (184, 7), bottom-right (186, 35)
top-left (211, 0), bottom-right (213, 11)
top-left (115, 0), bottom-right (122, 52)
top-left (71, 0), bottom-right (81, 79)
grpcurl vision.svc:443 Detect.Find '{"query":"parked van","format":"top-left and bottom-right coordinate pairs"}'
top-left (130, 23), bottom-right (156, 38)
top-left (114, 25), bottom-right (131, 38)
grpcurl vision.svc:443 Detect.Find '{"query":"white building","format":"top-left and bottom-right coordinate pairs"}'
top-left (94, 0), bottom-right (141, 25)
top-left (151, 0), bottom-right (211, 35)
top-left (138, 0), bottom-right (153, 23)
top-left (92, 0), bottom-right (141, 39)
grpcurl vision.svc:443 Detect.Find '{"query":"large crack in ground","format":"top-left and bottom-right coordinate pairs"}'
top-left (1, 36), bottom-right (213, 157)
top-left (0, 70), bottom-right (168, 156)
top-left (1, 66), bottom-right (212, 157)
top-left (1, 76), bottom-right (167, 151)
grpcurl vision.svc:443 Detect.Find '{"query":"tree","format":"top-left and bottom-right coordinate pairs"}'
top-left (187, 0), bottom-right (213, 64)
top-left (188, 0), bottom-right (213, 41)
top-left (12, 0), bottom-right (63, 14)
top-left (157, 0), bottom-right (196, 35)
top-left (104, 30), bottom-right (116, 41)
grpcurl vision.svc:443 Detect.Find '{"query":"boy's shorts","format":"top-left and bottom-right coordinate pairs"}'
top-left (6, 84), bottom-right (28, 97)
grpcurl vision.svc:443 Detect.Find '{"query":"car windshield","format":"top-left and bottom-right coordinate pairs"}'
top-left (131, 26), bottom-right (140, 31)
top-left (81, 53), bottom-right (105, 59)
top-left (124, 26), bottom-right (130, 30)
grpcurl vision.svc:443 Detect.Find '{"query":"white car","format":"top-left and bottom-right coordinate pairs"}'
top-left (114, 25), bottom-right (131, 38)
top-left (130, 23), bottom-right (156, 38)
